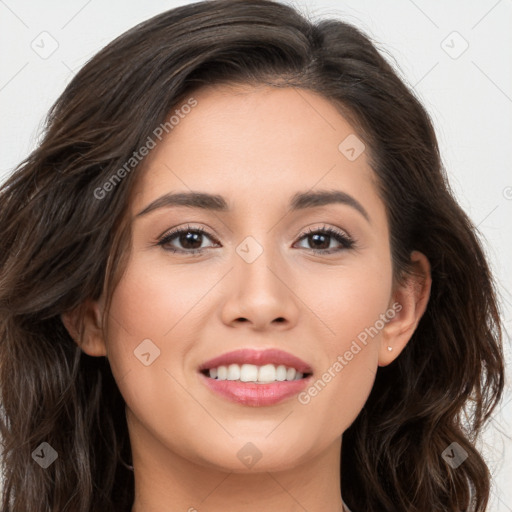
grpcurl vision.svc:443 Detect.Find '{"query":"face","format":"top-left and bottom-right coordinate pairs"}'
top-left (82, 85), bottom-right (408, 473)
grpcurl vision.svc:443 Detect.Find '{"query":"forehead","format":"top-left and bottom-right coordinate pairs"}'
top-left (131, 84), bottom-right (381, 219)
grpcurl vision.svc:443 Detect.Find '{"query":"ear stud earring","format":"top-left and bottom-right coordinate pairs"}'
top-left (387, 346), bottom-right (393, 351)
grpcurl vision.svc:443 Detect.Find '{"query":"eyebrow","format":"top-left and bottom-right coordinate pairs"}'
top-left (135, 189), bottom-right (370, 222)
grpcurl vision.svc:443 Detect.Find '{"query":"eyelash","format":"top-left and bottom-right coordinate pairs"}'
top-left (156, 223), bottom-right (355, 256)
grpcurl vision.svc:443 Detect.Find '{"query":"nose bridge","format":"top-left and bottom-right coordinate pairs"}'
top-left (221, 230), bottom-right (299, 329)
top-left (234, 232), bottom-right (285, 298)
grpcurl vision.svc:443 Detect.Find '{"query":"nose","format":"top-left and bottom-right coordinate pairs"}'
top-left (219, 239), bottom-right (300, 332)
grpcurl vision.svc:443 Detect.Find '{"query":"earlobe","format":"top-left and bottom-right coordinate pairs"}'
top-left (60, 298), bottom-right (107, 357)
top-left (379, 250), bottom-right (432, 366)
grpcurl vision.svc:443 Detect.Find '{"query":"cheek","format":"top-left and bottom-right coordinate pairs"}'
top-left (102, 256), bottom-right (212, 444)
top-left (303, 255), bottom-right (393, 352)
top-left (295, 254), bottom-right (392, 431)
top-left (106, 252), bottom-right (217, 353)
top-left (103, 253), bottom-right (226, 401)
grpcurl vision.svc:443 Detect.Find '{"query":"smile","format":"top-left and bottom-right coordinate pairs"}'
top-left (202, 363), bottom-right (310, 383)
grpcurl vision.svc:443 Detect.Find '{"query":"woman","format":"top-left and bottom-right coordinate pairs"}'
top-left (0, 0), bottom-right (505, 510)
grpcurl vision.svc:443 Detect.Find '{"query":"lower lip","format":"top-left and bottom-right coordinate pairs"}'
top-left (198, 372), bottom-right (312, 407)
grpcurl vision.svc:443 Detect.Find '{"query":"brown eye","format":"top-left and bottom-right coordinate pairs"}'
top-left (157, 225), bottom-right (219, 255)
top-left (294, 226), bottom-right (354, 254)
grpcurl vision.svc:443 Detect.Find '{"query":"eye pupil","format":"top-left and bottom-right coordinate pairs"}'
top-left (180, 231), bottom-right (202, 249)
top-left (310, 233), bottom-right (329, 249)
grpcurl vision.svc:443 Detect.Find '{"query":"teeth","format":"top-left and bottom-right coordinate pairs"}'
top-left (207, 363), bottom-right (307, 383)
top-left (258, 364), bottom-right (276, 382)
top-left (286, 367), bottom-right (296, 380)
top-left (227, 364), bottom-right (241, 381)
top-left (277, 365), bottom-right (288, 381)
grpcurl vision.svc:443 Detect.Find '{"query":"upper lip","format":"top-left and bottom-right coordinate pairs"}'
top-left (198, 348), bottom-right (313, 374)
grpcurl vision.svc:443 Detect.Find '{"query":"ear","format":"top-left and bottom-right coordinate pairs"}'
top-left (379, 250), bottom-right (432, 366)
top-left (61, 297), bottom-right (107, 357)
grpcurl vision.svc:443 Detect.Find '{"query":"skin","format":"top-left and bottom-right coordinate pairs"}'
top-left (62, 84), bottom-right (431, 512)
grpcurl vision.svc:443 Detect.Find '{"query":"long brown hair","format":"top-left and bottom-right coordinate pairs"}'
top-left (0, 1), bottom-right (504, 510)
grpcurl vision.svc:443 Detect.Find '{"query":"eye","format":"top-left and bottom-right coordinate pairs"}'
top-left (156, 223), bottom-right (355, 256)
top-left (294, 225), bottom-right (355, 254)
top-left (157, 224), bottom-right (219, 255)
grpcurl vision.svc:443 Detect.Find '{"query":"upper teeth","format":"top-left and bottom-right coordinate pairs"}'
top-left (208, 364), bottom-right (304, 383)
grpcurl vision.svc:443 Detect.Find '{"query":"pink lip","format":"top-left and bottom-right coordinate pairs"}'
top-left (198, 348), bottom-right (313, 374)
top-left (198, 372), bottom-right (313, 407)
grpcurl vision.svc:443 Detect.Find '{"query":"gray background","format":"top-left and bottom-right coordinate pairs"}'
top-left (0, 0), bottom-right (510, 509)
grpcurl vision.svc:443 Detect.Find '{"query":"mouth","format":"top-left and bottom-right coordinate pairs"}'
top-left (199, 364), bottom-right (313, 383)
top-left (198, 347), bottom-right (313, 380)
top-left (197, 348), bottom-right (314, 406)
